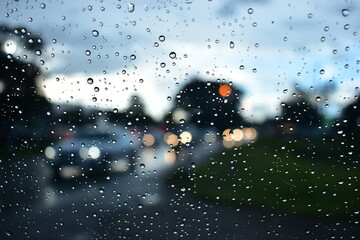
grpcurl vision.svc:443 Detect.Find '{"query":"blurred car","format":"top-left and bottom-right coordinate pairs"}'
top-left (44, 128), bottom-right (138, 179)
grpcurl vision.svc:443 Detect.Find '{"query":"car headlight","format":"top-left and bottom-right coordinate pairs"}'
top-left (88, 146), bottom-right (101, 159)
top-left (45, 146), bottom-right (56, 159)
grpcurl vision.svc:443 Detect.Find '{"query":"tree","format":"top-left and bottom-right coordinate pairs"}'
top-left (0, 25), bottom-right (50, 144)
top-left (166, 78), bottom-right (244, 131)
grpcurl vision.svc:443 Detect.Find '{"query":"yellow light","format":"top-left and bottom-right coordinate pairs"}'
top-left (164, 132), bottom-right (179, 147)
top-left (244, 128), bottom-right (257, 140)
top-left (223, 139), bottom-right (235, 149)
top-left (142, 134), bottom-right (155, 147)
top-left (179, 131), bottom-right (192, 144)
top-left (164, 150), bottom-right (176, 165)
top-left (232, 129), bottom-right (243, 141)
top-left (222, 129), bottom-right (232, 141)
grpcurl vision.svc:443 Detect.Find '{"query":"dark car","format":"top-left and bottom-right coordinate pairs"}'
top-left (44, 128), bottom-right (138, 179)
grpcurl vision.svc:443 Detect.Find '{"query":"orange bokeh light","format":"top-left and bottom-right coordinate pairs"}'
top-left (218, 84), bottom-right (232, 97)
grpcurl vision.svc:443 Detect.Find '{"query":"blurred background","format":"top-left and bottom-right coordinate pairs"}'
top-left (0, 0), bottom-right (359, 239)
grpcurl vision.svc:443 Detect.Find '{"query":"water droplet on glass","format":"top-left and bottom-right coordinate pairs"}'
top-left (87, 78), bottom-right (94, 84)
top-left (140, 163), bottom-right (145, 169)
top-left (180, 186), bottom-right (186, 192)
top-left (92, 97), bottom-right (97, 102)
top-left (40, 3), bottom-right (46, 9)
top-left (85, 50), bottom-right (91, 56)
top-left (92, 30), bottom-right (99, 37)
top-left (319, 69), bottom-right (325, 75)
top-left (315, 96), bottom-right (321, 102)
top-left (342, 9), bottom-right (350, 17)
top-left (128, 3), bottom-right (135, 12)
top-left (191, 162), bottom-right (196, 168)
top-left (167, 96), bottom-right (172, 101)
top-left (5, 230), bottom-right (13, 236)
top-left (94, 87), bottom-right (99, 92)
top-left (247, 8), bottom-right (253, 14)
top-left (344, 24), bottom-right (350, 30)
top-left (99, 187), bottom-right (105, 193)
top-left (169, 52), bottom-right (176, 59)
top-left (239, 65), bottom-right (244, 70)
top-left (229, 41), bottom-right (235, 49)
top-left (338, 178), bottom-right (344, 185)
top-left (159, 35), bottom-right (165, 42)
top-left (185, 0), bottom-right (193, 4)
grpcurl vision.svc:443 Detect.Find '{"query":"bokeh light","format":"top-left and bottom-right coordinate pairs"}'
top-left (142, 134), bottom-right (155, 147)
top-left (218, 84), bottom-right (232, 97)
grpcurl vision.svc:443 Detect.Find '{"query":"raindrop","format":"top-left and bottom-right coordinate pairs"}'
top-left (179, 119), bottom-right (185, 124)
top-left (128, 3), bottom-right (135, 12)
top-left (169, 52), bottom-right (176, 59)
top-left (308, 13), bottom-right (313, 18)
top-left (239, 65), bottom-right (244, 70)
top-left (167, 96), bottom-right (172, 101)
top-left (94, 87), bottom-right (100, 92)
top-left (87, 78), bottom-right (94, 84)
top-left (319, 69), bottom-right (325, 75)
top-left (139, 79), bottom-right (144, 83)
top-left (92, 30), bottom-right (99, 37)
top-left (35, 50), bottom-right (42, 56)
top-left (130, 54), bottom-right (136, 60)
top-left (338, 178), bottom-right (344, 185)
top-left (159, 35), bottom-right (166, 42)
top-left (5, 230), bottom-right (13, 236)
top-left (85, 50), bottom-right (91, 56)
top-left (180, 186), bottom-right (186, 192)
top-left (229, 41), bottom-right (235, 49)
top-left (160, 62), bottom-right (166, 68)
top-left (99, 187), bottom-right (105, 193)
top-left (185, 0), bottom-right (193, 4)
top-left (315, 96), bottom-right (321, 102)
top-left (92, 97), bottom-right (97, 102)
top-left (247, 8), bottom-right (253, 14)
top-left (140, 163), bottom-right (145, 169)
top-left (40, 3), bottom-right (46, 9)
top-left (344, 24), bottom-right (350, 30)
top-left (191, 162), bottom-right (196, 168)
top-left (342, 9), bottom-right (350, 17)
top-left (324, 26), bottom-right (329, 32)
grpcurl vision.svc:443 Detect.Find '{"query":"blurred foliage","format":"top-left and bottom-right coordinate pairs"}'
top-left (170, 137), bottom-right (360, 220)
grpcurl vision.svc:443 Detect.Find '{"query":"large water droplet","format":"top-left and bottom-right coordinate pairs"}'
top-left (342, 9), bottom-right (350, 17)
top-left (128, 3), bottom-right (135, 12)
top-left (159, 35), bottom-right (165, 42)
top-left (87, 78), bottom-right (94, 84)
top-left (169, 52), bottom-right (176, 59)
top-left (229, 41), bottom-right (235, 49)
top-left (92, 30), bottom-right (99, 37)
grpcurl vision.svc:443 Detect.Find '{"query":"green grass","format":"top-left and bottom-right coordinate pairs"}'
top-left (170, 137), bottom-right (360, 220)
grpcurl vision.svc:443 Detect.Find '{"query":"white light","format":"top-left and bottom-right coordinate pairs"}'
top-left (79, 147), bottom-right (89, 159)
top-left (3, 40), bottom-right (17, 54)
top-left (88, 146), bottom-right (101, 159)
top-left (45, 146), bottom-right (56, 159)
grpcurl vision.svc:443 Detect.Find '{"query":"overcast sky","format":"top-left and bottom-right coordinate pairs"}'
top-left (1, 0), bottom-right (359, 122)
